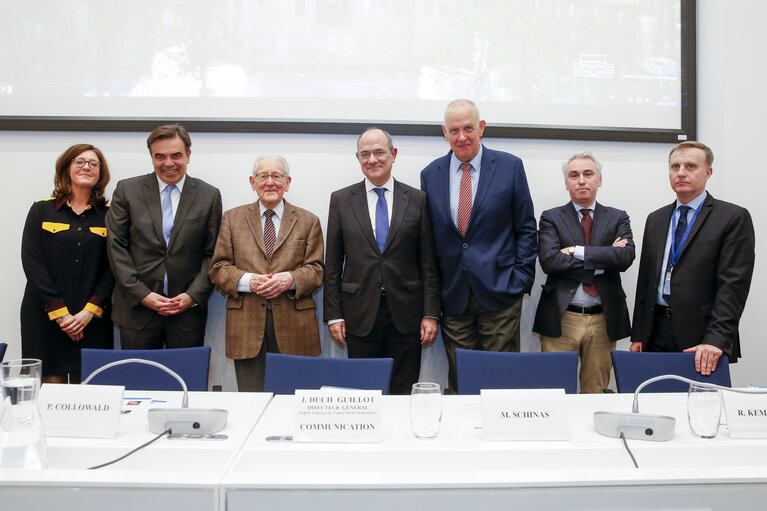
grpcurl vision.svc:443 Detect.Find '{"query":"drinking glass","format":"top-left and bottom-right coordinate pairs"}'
top-left (0, 358), bottom-right (48, 468)
top-left (687, 382), bottom-right (722, 439)
top-left (410, 382), bottom-right (442, 438)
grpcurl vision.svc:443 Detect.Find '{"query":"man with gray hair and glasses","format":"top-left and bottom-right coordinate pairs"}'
top-left (210, 155), bottom-right (324, 392)
top-left (533, 152), bottom-right (635, 393)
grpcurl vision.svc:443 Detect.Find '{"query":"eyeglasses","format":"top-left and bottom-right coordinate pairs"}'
top-left (358, 149), bottom-right (390, 161)
top-left (254, 173), bottom-right (286, 183)
top-left (73, 158), bottom-right (101, 169)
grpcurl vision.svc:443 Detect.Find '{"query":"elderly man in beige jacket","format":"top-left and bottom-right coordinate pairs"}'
top-left (210, 155), bottom-right (324, 391)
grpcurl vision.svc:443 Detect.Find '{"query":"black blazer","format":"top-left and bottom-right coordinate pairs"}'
top-left (533, 202), bottom-right (635, 341)
top-left (631, 193), bottom-right (755, 360)
top-left (323, 179), bottom-right (441, 337)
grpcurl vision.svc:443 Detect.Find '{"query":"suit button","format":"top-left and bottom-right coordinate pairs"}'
top-left (569, 289), bottom-right (575, 294)
top-left (462, 243), bottom-right (468, 248)
top-left (462, 266), bottom-right (467, 271)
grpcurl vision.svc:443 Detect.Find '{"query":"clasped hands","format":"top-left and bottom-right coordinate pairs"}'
top-left (141, 292), bottom-right (195, 316)
top-left (56, 309), bottom-right (95, 341)
top-left (249, 272), bottom-right (294, 299)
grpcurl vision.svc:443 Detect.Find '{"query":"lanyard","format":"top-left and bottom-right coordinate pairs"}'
top-left (668, 201), bottom-right (704, 267)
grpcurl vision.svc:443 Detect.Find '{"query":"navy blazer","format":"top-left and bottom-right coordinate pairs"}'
top-left (533, 202), bottom-right (635, 341)
top-left (420, 146), bottom-right (537, 316)
top-left (631, 193), bottom-right (755, 360)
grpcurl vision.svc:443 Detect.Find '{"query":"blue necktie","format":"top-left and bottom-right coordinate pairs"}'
top-left (374, 187), bottom-right (388, 253)
top-left (663, 205), bottom-right (690, 303)
top-left (161, 184), bottom-right (176, 295)
top-left (162, 184), bottom-right (176, 246)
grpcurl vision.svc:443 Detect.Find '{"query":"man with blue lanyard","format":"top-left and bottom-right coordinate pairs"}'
top-left (631, 141), bottom-right (755, 375)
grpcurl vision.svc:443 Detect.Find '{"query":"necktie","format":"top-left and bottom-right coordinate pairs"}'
top-left (374, 188), bottom-right (389, 253)
top-left (161, 184), bottom-right (176, 246)
top-left (457, 163), bottom-right (472, 236)
top-left (161, 184), bottom-right (176, 295)
top-left (663, 205), bottom-right (690, 303)
top-left (580, 209), bottom-right (598, 297)
top-left (263, 209), bottom-right (276, 310)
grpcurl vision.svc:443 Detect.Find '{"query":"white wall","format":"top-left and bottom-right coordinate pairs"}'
top-left (1, 0), bottom-right (764, 389)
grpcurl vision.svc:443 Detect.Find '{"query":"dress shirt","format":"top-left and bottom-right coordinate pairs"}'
top-left (156, 174), bottom-right (185, 217)
top-left (237, 200), bottom-right (290, 293)
top-left (570, 202), bottom-right (601, 307)
top-left (449, 147), bottom-right (482, 228)
top-left (365, 177), bottom-right (393, 238)
top-left (656, 190), bottom-right (707, 306)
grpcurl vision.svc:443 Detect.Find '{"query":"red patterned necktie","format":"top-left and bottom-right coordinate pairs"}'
top-left (263, 209), bottom-right (276, 310)
top-left (457, 163), bottom-right (472, 236)
top-left (580, 209), bottom-right (598, 297)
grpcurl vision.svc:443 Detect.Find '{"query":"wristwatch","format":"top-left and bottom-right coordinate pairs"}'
top-left (568, 247), bottom-right (576, 256)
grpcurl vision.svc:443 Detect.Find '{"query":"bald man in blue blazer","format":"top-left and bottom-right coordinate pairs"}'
top-left (420, 100), bottom-right (537, 393)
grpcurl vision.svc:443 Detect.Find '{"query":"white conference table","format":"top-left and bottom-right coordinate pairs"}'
top-left (0, 390), bottom-right (272, 511)
top-left (222, 393), bottom-right (767, 511)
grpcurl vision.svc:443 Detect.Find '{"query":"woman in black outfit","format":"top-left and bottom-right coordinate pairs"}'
top-left (20, 144), bottom-right (114, 383)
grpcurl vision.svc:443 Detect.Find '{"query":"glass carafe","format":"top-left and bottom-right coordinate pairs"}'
top-left (0, 358), bottom-right (48, 468)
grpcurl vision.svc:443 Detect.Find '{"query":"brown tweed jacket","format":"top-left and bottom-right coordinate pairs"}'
top-left (209, 199), bottom-right (324, 359)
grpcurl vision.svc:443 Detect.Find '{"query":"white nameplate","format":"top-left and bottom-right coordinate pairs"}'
top-left (39, 383), bottom-right (124, 438)
top-left (293, 389), bottom-right (382, 443)
top-left (722, 392), bottom-right (767, 438)
top-left (481, 388), bottom-right (570, 441)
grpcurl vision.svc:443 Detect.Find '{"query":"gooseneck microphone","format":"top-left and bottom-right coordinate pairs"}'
top-left (81, 358), bottom-right (228, 435)
top-left (594, 374), bottom-right (767, 442)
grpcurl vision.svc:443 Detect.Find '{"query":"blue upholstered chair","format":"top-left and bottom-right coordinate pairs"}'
top-left (81, 347), bottom-right (211, 391)
top-left (611, 351), bottom-right (731, 393)
top-left (456, 349), bottom-right (579, 394)
top-left (263, 353), bottom-right (394, 395)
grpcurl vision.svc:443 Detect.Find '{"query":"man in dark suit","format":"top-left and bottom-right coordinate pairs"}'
top-left (324, 127), bottom-right (441, 395)
top-left (420, 99), bottom-right (537, 393)
top-left (533, 152), bottom-right (635, 393)
top-left (631, 141), bottom-right (755, 375)
top-left (106, 124), bottom-right (223, 349)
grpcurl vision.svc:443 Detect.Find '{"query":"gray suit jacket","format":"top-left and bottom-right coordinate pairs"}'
top-left (106, 173), bottom-right (222, 330)
top-left (533, 202), bottom-right (635, 341)
top-left (323, 179), bottom-right (440, 337)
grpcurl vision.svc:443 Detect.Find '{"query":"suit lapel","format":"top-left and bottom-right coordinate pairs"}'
top-left (142, 174), bottom-right (165, 246)
top-left (590, 202), bottom-right (609, 245)
top-left (434, 156), bottom-right (455, 234)
top-left (651, 201), bottom-right (676, 274)
top-left (246, 202), bottom-right (266, 255)
top-left (469, 146), bottom-right (495, 235)
top-left (677, 193), bottom-right (714, 262)
top-left (274, 200), bottom-right (298, 254)
top-left (349, 181), bottom-right (379, 253)
top-left (169, 176), bottom-right (198, 248)
top-left (558, 203), bottom-right (585, 245)
top-left (385, 180), bottom-right (410, 252)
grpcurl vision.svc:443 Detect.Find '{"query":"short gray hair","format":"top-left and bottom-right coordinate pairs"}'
top-left (562, 151), bottom-right (603, 176)
top-left (444, 99), bottom-right (481, 125)
top-left (252, 154), bottom-right (290, 177)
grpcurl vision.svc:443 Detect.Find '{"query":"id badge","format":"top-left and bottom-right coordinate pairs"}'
top-left (663, 268), bottom-right (673, 295)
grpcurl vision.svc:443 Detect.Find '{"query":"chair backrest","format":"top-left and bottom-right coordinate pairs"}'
top-left (81, 347), bottom-right (211, 391)
top-left (0, 343), bottom-right (7, 362)
top-left (456, 349), bottom-right (579, 394)
top-left (263, 353), bottom-right (393, 395)
top-left (611, 351), bottom-right (731, 393)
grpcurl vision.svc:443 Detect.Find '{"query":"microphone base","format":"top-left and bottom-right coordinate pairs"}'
top-left (148, 408), bottom-right (228, 435)
top-left (594, 411), bottom-right (676, 441)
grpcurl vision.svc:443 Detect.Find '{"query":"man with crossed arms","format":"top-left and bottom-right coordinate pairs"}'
top-left (533, 152), bottom-right (634, 393)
